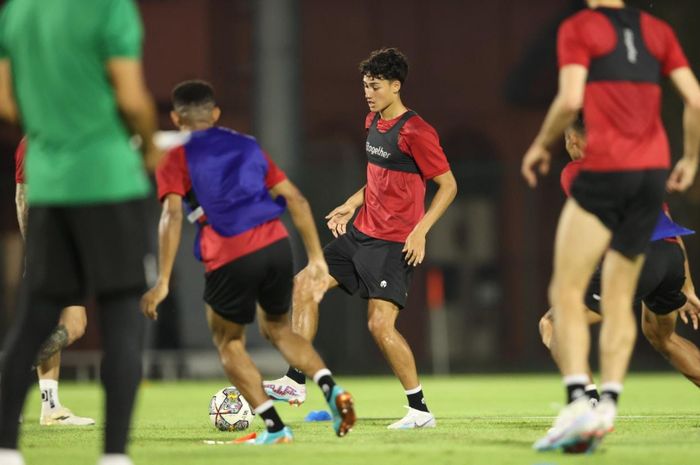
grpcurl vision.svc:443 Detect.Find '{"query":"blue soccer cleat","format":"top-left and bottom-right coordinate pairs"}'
top-left (252, 426), bottom-right (294, 445)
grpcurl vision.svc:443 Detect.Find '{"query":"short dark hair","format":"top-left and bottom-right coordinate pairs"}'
top-left (171, 80), bottom-right (216, 111)
top-left (359, 48), bottom-right (409, 84)
top-left (571, 112), bottom-right (586, 134)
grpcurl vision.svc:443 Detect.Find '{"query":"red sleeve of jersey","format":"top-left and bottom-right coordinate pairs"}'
top-left (399, 117), bottom-right (450, 180)
top-left (557, 15), bottom-right (592, 68)
top-left (155, 146), bottom-right (190, 201)
top-left (661, 202), bottom-right (670, 215)
top-left (14, 138), bottom-right (26, 184)
top-left (262, 151), bottom-right (287, 189)
top-left (560, 160), bottom-right (583, 197)
top-left (641, 14), bottom-right (689, 76)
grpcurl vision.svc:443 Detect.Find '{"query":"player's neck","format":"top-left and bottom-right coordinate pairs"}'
top-left (588, 0), bottom-right (624, 9)
top-left (379, 99), bottom-right (407, 121)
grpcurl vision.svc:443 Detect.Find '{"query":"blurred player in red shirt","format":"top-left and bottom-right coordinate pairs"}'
top-left (522, 0), bottom-right (700, 452)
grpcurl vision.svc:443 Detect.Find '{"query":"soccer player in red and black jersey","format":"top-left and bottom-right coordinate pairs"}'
top-left (14, 139), bottom-right (94, 427)
top-left (141, 80), bottom-right (355, 444)
top-left (521, 0), bottom-right (700, 451)
top-left (538, 119), bottom-right (700, 407)
top-left (264, 48), bottom-right (457, 429)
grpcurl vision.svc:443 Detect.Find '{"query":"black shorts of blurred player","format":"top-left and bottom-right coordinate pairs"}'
top-left (540, 239), bottom-right (700, 388)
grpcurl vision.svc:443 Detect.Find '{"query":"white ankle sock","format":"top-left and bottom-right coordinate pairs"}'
top-left (39, 379), bottom-right (61, 412)
top-left (0, 448), bottom-right (24, 465)
top-left (97, 454), bottom-right (133, 465)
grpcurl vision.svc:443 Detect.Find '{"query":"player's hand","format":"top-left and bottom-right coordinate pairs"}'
top-left (667, 156), bottom-right (699, 192)
top-left (403, 227), bottom-right (426, 267)
top-left (298, 258), bottom-right (330, 303)
top-left (140, 281), bottom-right (169, 321)
top-left (325, 203), bottom-right (356, 237)
top-left (679, 287), bottom-right (700, 330)
top-left (521, 143), bottom-right (551, 188)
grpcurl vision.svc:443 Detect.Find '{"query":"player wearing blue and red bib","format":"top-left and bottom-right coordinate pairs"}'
top-left (142, 80), bottom-right (356, 444)
top-left (521, 0), bottom-right (700, 452)
top-left (538, 118), bottom-right (700, 412)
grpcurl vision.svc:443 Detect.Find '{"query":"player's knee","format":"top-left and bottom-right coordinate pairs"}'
top-left (641, 321), bottom-right (670, 355)
top-left (367, 314), bottom-right (392, 339)
top-left (62, 309), bottom-right (87, 343)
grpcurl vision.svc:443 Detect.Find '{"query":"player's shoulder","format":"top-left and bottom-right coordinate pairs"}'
top-left (402, 111), bottom-right (438, 136)
top-left (560, 8), bottom-right (609, 35)
top-left (364, 111), bottom-right (378, 129)
top-left (639, 9), bottom-right (674, 35)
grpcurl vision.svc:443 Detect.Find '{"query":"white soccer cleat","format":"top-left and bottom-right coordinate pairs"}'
top-left (40, 407), bottom-right (95, 426)
top-left (387, 406), bottom-right (436, 429)
top-left (0, 448), bottom-right (25, 465)
top-left (263, 376), bottom-right (306, 406)
top-left (533, 396), bottom-right (599, 451)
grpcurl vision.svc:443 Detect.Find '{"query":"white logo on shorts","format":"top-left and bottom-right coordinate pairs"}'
top-left (380, 280), bottom-right (387, 288)
top-left (592, 294), bottom-right (601, 301)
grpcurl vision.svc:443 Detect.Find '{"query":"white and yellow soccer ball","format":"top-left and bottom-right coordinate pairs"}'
top-left (209, 386), bottom-right (255, 432)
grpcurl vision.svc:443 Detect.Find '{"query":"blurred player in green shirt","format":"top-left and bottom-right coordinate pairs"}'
top-left (0, 1), bottom-right (160, 464)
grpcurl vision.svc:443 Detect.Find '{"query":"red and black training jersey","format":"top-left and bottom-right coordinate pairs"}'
top-left (353, 111), bottom-right (450, 243)
top-left (558, 6), bottom-right (688, 171)
top-left (156, 145), bottom-right (289, 272)
top-left (14, 137), bottom-right (27, 184)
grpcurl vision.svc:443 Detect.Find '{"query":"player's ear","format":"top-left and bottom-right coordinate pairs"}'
top-left (392, 80), bottom-right (401, 94)
top-left (170, 111), bottom-right (180, 128)
top-left (212, 106), bottom-right (221, 124)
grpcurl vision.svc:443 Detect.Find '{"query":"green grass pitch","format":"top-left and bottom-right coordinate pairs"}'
top-left (18, 374), bottom-right (700, 465)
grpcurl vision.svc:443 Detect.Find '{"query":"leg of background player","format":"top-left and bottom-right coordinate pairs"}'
top-left (539, 308), bottom-right (602, 400)
top-left (549, 200), bottom-right (610, 399)
top-left (642, 304), bottom-right (700, 387)
top-left (96, 292), bottom-right (144, 456)
top-left (264, 272), bottom-right (340, 403)
top-left (206, 306), bottom-right (292, 443)
top-left (0, 292), bottom-right (62, 450)
top-left (599, 251), bottom-right (645, 396)
top-left (367, 298), bottom-right (435, 429)
top-left (37, 306), bottom-right (93, 426)
top-left (258, 309), bottom-right (355, 437)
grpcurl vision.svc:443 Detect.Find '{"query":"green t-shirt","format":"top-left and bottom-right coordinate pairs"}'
top-left (0, 0), bottom-right (149, 204)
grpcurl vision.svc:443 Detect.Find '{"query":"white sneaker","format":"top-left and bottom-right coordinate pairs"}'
top-left (40, 407), bottom-right (95, 426)
top-left (387, 407), bottom-right (436, 429)
top-left (263, 376), bottom-right (306, 406)
top-left (533, 396), bottom-right (599, 451)
top-left (0, 449), bottom-right (24, 465)
top-left (595, 398), bottom-right (616, 436)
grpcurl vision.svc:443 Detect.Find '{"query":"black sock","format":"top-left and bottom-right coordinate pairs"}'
top-left (286, 367), bottom-right (306, 385)
top-left (566, 383), bottom-right (587, 404)
top-left (316, 374), bottom-right (336, 401)
top-left (407, 388), bottom-right (429, 412)
top-left (600, 390), bottom-right (619, 404)
top-left (585, 387), bottom-right (600, 402)
top-left (258, 406), bottom-right (285, 433)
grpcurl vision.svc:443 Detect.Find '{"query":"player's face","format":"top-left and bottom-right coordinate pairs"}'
top-left (363, 75), bottom-right (399, 113)
top-left (564, 128), bottom-right (586, 161)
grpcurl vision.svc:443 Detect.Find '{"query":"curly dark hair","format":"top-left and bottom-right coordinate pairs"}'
top-left (359, 47), bottom-right (409, 83)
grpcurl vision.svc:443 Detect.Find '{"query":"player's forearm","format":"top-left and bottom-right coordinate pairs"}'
top-left (344, 186), bottom-right (366, 209)
top-left (15, 183), bottom-right (27, 240)
top-left (414, 173), bottom-right (457, 235)
top-left (120, 96), bottom-right (159, 155)
top-left (0, 60), bottom-right (19, 124)
top-left (156, 208), bottom-right (183, 287)
top-left (682, 102), bottom-right (700, 163)
top-left (533, 95), bottom-right (579, 149)
top-left (287, 194), bottom-right (325, 262)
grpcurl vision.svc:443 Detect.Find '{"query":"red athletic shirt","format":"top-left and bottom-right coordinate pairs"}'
top-left (558, 8), bottom-right (688, 171)
top-left (14, 138), bottom-right (26, 184)
top-left (353, 112), bottom-right (450, 243)
top-left (156, 145), bottom-right (289, 272)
